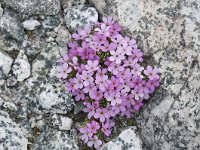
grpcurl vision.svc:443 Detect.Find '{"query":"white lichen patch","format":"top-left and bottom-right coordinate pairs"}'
top-left (52, 114), bottom-right (73, 130)
top-left (22, 19), bottom-right (41, 30)
top-left (13, 50), bottom-right (31, 81)
top-left (0, 51), bottom-right (13, 75)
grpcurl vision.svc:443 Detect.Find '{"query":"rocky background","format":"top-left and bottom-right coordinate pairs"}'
top-left (0, 0), bottom-right (199, 150)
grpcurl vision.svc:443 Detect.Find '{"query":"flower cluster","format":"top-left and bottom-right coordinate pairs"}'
top-left (56, 16), bottom-right (160, 149)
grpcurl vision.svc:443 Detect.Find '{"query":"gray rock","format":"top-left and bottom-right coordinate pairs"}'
top-left (1, 101), bottom-right (17, 112)
top-left (0, 35), bottom-right (19, 52)
top-left (31, 128), bottom-right (79, 150)
top-left (64, 5), bottom-right (98, 30)
top-left (88, 0), bottom-right (200, 149)
top-left (0, 51), bottom-right (12, 75)
top-left (0, 97), bottom-right (4, 106)
top-left (18, 42), bottom-right (75, 114)
top-left (3, 0), bottom-right (61, 15)
top-left (0, 110), bottom-right (28, 150)
top-left (22, 19), bottom-right (41, 31)
top-left (61, 0), bottom-right (86, 9)
top-left (22, 38), bottom-right (45, 60)
top-left (51, 114), bottom-right (73, 131)
top-left (101, 127), bottom-right (142, 150)
top-left (13, 50), bottom-right (31, 82)
top-left (88, 0), bottom-right (145, 35)
top-left (56, 26), bottom-right (71, 47)
top-left (0, 4), bottom-right (3, 16)
top-left (6, 75), bottom-right (18, 87)
top-left (0, 9), bottom-right (24, 41)
top-left (0, 51), bottom-right (13, 85)
top-left (42, 15), bottom-right (61, 30)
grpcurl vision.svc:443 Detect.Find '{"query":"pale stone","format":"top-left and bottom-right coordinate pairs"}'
top-left (22, 19), bottom-right (41, 30)
top-left (13, 50), bottom-right (31, 82)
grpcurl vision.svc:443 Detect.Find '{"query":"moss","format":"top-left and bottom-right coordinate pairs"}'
top-left (126, 118), bottom-right (136, 126)
top-left (26, 31), bottom-right (34, 38)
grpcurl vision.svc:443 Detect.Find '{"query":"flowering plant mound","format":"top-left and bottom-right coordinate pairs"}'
top-left (56, 16), bottom-right (160, 149)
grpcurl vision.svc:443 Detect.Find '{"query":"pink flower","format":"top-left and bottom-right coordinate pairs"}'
top-left (101, 122), bottom-right (111, 136)
top-left (80, 126), bottom-right (93, 143)
top-left (132, 48), bottom-right (143, 62)
top-left (93, 101), bottom-right (100, 108)
top-left (93, 33), bottom-right (106, 44)
top-left (133, 100), bottom-right (144, 111)
top-left (100, 42), bottom-right (117, 52)
top-left (109, 48), bottom-right (125, 64)
top-left (131, 77), bottom-right (142, 90)
top-left (124, 36), bottom-right (136, 48)
top-left (102, 16), bottom-right (114, 26)
top-left (131, 89), bottom-right (144, 101)
top-left (147, 78), bottom-right (160, 93)
top-left (94, 108), bottom-right (110, 122)
top-left (86, 120), bottom-right (100, 134)
top-left (83, 83), bottom-right (96, 94)
top-left (116, 68), bottom-right (132, 81)
top-left (121, 41), bottom-right (133, 56)
top-left (65, 78), bottom-right (75, 92)
top-left (95, 75), bottom-right (108, 91)
top-left (108, 62), bottom-right (124, 75)
top-left (56, 63), bottom-right (72, 79)
top-left (87, 135), bottom-right (102, 148)
top-left (85, 60), bottom-right (99, 73)
top-left (73, 74), bottom-right (83, 89)
top-left (72, 26), bottom-right (91, 40)
top-left (138, 81), bottom-right (149, 94)
top-left (89, 89), bottom-right (103, 101)
top-left (95, 23), bottom-right (110, 36)
top-left (120, 106), bottom-right (134, 118)
top-left (83, 103), bottom-right (96, 119)
top-left (123, 56), bottom-right (137, 67)
top-left (80, 71), bottom-right (94, 86)
top-left (122, 93), bottom-right (134, 107)
top-left (110, 23), bottom-right (121, 35)
top-left (104, 57), bottom-right (112, 66)
top-left (95, 69), bottom-right (107, 80)
top-left (112, 102), bottom-right (126, 115)
top-left (57, 16), bottom-right (160, 147)
top-left (68, 41), bottom-right (78, 50)
top-left (77, 64), bottom-right (85, 73)
top-left (111, 34), bottom-right (124, 45)
top-left (69, 56), bottom-right (78, 69)
top-left (106, 76), bottom-right (120, 90)
top-left (144, 66), bottom-right (159, 80)
top-left (107, 92), bottom-right (122, 106)
top-left (72, 89), bottom-right (85, 101)
top-left (79, 45), bottom-right (96, 60)
top-left (57, 53), bottom-right (69, 64)
top-left (68, 42), bottom-right (79, 58)
top-left (121, 78), bottom-right (131, 93)
top-left (131, 64), bottom-right (144, 76)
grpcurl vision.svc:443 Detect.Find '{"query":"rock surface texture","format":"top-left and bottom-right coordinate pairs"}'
top-left (12, 50), bottom-right (31, 81)
top-left (101, 127), bottom-right (142, 150)
top-left (2, 0), bottom-right (61, 15)
top-left (88, 0), bottom-right (200, 149)
top-left (0, 0), bottom-right (199, 149)
top-left (0, 110), bottom-right (28, 150)
top-left (0, 51), bottom-right (13, 85)
top-left (31, 128), bottom-right (78, 150)
top-left (0, 9), bottom-right (24, 41)
top-left (64, 5), bottom-right (98, 30)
